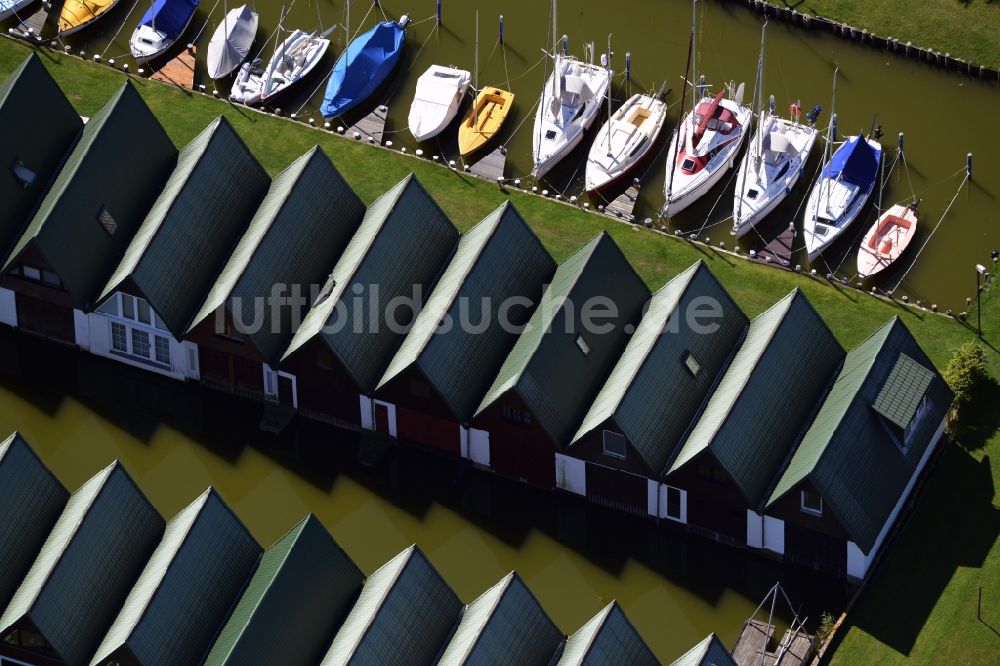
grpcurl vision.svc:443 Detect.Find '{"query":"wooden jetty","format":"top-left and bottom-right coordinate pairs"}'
top-left (150, 45), bottom-right (196, 89)
top-left (604, 183), bottom-right (640, 220)
top-left (349, 105), bottom-right (388, 145)
top-left (731, 619), bottom-right (813, 666)
top-left (752, 223), bottom-right (796, 268)
top-left (11, 1), bottom-right (54, 40)
top-left (469, 145), bottom-right (507, 181)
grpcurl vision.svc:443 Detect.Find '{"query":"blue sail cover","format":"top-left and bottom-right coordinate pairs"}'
top-left (821, 134), bottom-right (880, 187)
top-left (139, 0), bottom-right (199, 39)
top-left (320, 20), bottom-right (406, 119)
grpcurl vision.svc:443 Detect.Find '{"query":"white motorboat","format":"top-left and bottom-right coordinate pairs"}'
top-left (231, 25), bottom-right (332, 105)
top-left (732, 22), bottom-right (819, 238)
top-left (585, 91), bottom-right (667, 192)
top-left (531, 0), bottom-right (611, 180)
top-left (129, 0), bottom-right (199, 64)
top-left (207, 3), bottom-right (259, 79)
top-left (663, 0), bottom-right (750, 219)
top-left (407, 65), bottom-right (471, 142)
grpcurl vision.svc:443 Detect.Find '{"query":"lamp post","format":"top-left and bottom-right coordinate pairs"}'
top-left (977, 264), bottom-right (988, 337)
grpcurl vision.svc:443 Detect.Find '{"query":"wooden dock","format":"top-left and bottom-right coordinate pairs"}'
top-left (604, 183), bottom-right (640, 221)
top-left (11, 1), bottom-right (54, 40)
top-left (731, 619), bottom-right (813, 666)
top-left (752, 223), bottom-right (796, 268)
top-left (150, 45), bottom-right (196, 89)
top-left (349, 105), bottom-right (388, 145)
top-left (469, 145), bottom-right (507, 181)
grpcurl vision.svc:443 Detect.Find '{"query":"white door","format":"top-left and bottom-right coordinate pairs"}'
top-left (0, 287), bottom-right (17, 327)
top-left (469, 428), bottom-right (490, 467)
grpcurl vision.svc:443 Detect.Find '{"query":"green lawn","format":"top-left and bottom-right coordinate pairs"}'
top-left (762, 0), bottom-right (1000, 70)
top-left (3, 38), bottom-right (1000, 665)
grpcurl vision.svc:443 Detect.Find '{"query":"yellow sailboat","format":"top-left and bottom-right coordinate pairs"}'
top-left (458, 87), bottom-right (514, 157)
top-left (58, 0), bottom-right (120, 36)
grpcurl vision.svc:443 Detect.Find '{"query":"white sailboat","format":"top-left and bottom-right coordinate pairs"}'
top-left (585, 89), bottom-right (667, 192)
top-left (207, 3), bottom-right (259, 79)
top-left (408, 65), bottom-right (472, 142)
top-left (732, 22), bottom-right (819, 238)
top-left (531, 0), bottom-right (612, 180)
top-left (802, 68), bottom-right (883, 262)
top-left (662, 0), bottom-right (751, 219)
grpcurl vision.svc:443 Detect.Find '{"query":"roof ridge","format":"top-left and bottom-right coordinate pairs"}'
top-left (461, 571), bottom-right (516, 662)
top-left (0, 431), bottom-right (64, 491)
top-left (350, 544), bottom-right (417, 660)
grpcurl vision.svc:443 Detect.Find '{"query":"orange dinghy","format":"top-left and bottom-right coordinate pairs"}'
top-left (857, 203), bottom-right (918, 278)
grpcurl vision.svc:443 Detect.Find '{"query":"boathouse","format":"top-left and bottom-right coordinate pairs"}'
top-left (471, 232), bottom-right (649, 487)
top-left (566, 261), bottom-right (748, 518)
top-left (186, 146), bottom-right (365, 408)
top-left (90, 487), bottom-right (261, 666)
top-left (90, 116), bottom-right (269, 382)
top-left (436, 572), bottom-right (563, 666)
top-left (205, 514), bottom-right (363, 666)
top-left (554, 600), bottom-right (659, 666)
top-left (0, 54), bottom-right (81, 271)
top-left (281, 174), bottom-right (458, 430)
top-left (1, 82), bottom-right (176, 345)
top-left (0, 462), bottom-right (164, 666)
top-left (665, 289), bottom-right (844, 546)
top-left (321, 545), bottom-right (462, 665)
top-left (0, 433), bottom-right (67, 613)
top-left (764, 317), bottom-right (952, 580)
top-left (374, 202), bottom-right (554, 458)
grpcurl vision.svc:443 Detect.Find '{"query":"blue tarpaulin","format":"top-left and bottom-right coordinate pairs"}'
top-left (821, 134), bottom-right (880, 187)
top-left (320, 20), bottom-right (406, 119)
top-left (139, 0), bottom-right (199, 39)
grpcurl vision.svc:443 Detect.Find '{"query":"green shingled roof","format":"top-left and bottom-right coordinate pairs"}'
top-left (571, 261), bottom-right (748, 475)
top-left (91, 487), bottom-right (261, 666)
top-left (0, 53), bottom-right (82, 257)
top-left (99, 116), bottom-right (269, 339)
top-left (872, 352), bottom-right (936, 429)
top-left (205, 514), bottom-right (363, 666)
top-left (767, 318), bottom-right (951, 553)
top-left (0, 432), bottom-right (67, 612)
top-left (4, 82), bottom-right (176, 309)
top-left (188, 147), bottom-right (365, 364)
top-left (322, 544), bottom-right (462, 666)
top-left (669, 633), bottom-right (736, 666)
top-left (376, 202), bottom-right (555, 422)
top-left (475, 232), bottom-right (650, 446)
top-left (283, 174), bottom-right (458, 392)
top-left (437, 572), bottom-right (563, 666)
top-left (0, 461), bottom-right (163, 666)
top-left (668, 289), bottom-right (844, 508)
top-left (556, 601), bottom-right (658, 666)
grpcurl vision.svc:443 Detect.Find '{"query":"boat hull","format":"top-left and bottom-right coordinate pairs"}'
top-left (57, 0), bottom-right (121, 36)
top-left (585, 93), bottom-right (667, 192)
top-left (857, 204), bottom-right (918, 278)
top-left (206, 5), bottom-right (259, 79)
top-left (321, 19), bottom-right (406, 119)
top-left (458, 88), bottom-right (514, 156)
top-left (407, 65), bottom-right (471, 142)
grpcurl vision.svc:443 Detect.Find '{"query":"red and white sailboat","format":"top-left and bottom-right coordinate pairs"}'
top-left (856, 202), bottom-right (919, 278)
top-left (662, 0), bottom-right (751, 219)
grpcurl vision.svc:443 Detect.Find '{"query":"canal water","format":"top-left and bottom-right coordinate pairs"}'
top-left (0, 329), bottom-right (849, 660)
top-left (27, 0), bottom-right (998, 310)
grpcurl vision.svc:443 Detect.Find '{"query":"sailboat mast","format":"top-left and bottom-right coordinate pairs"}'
top-left (473, 10), bottom-right (479, 126)
top-left (551, 0), bottom-right (558, 97)
top-left (667, 26), bottom-right (695, 203)
top-left (822, 67), bottom-right (838, 211)
top-left (758, 21), bottom-right (767, 157)
top-left (606, 33), bottom-right (613, 157)
top-left (690, 0), bottom-right (698, 112)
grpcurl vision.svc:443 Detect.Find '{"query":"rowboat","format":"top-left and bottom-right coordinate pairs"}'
top-left (458, 88), bottom-right (514, 157)
top-left (231, 28), bottom-right (332, 105)
top-left (0, 0), bottom-right (35, 22)
top-left (408, 65), bottom-right (471, 142)
top-left (320, 15), bottom-right (409, 119)
top-left (857, 203), bottom-right (918, 278)
top-left (129, 0), bottom-right (200, 64)
top-left (206, 4), bottom-right (259, 79)
top-left (802, 133), bottom-right (882, 262)
top-left (57, 0), bottom-right (120, 36)
top-left (585, 92), bottom-right (667, 192)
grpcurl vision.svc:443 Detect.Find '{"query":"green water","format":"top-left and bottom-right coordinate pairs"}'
top-left (42, 0), bottom-right (999, 310)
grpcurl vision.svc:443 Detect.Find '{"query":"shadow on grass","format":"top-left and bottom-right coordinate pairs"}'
top-left (953, 378), bottom-right (1000, 452)
top-left (829, 443), bottom-right (1000, 658)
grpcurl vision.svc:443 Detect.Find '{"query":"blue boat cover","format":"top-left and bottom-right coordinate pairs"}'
top-left (139, 0), bottom-right (199, 39)
top-left (320, 20), bottom-right (406, 119)
top-left (821, 134), bottom-right (880, 186)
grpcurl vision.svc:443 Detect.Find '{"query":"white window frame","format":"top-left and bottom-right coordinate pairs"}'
top-left (97, 292), bottom-right (172, 367)
top-left (800, 489), bottom-right (823, 516)
top-left (664, 485), bottom-right (684, 521)
top-left (602, 430), bottom-right (627, 460)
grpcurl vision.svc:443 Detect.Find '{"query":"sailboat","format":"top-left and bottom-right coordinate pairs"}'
top-left (662, 0), bottom-right (751, 219)
top-left (129, 0), bottom-right (200, 64)
top-left (802, 70), bottom-right (882, 262)
top-left (531, 0), bottom-right (612, 180)
top-left (856, 202), bottom-right (919, 278)
top-left (585, 85), bottom-right (668, 192)
top-left (320, 10), bottom-right (410, 119)
top-left (408, 65), bottom-right (471, 142)
top-left (732, 22), bottom-right (819, 238)
top-left (230, 2), bottom-right (334, 105)
top-left (207, 3), bottom-right (259, 79)
top-left (57, 0), bottom-right (121, 35)
top-left (458, 11), bottom-right (515, 157)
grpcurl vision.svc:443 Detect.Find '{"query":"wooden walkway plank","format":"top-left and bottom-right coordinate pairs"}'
top-left (150, 45), bottom-right (196, 89)
top-left (349, 105), bottom-right (388, 145)
top-left (752, 224), bottom-right (796, 268)
top-left (604, 183), bottom-right (640, 220)
top-left (11, 2), bottom-right (52, 40)
top-left (469, 145), bottom-right (507, 181)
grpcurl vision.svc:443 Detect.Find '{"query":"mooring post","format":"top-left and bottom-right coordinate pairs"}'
top-left (499, 14), bottom-right (503, 44)
top-left (562, 34), bottom-right (568, 55)
top-left (831, 113), bottom-right (838, 142)
top-left (898, 132), bottom-right (904, 156)
top-left (625, 51), bottom-right (631, 81)
top-left (967, 153), bottom-right (973, 181)
top-left (436, 0), bottom-right (441, 25)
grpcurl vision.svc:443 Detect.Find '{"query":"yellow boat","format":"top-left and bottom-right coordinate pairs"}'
top-left (458, 87), bottom-right (514, 157)
top-left (58, 0), bottom-right (120, 36)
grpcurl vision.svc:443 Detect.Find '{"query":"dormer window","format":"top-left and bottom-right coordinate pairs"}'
top-left (800, 490), bottom-right (823, 516)
top-left (11, 159), bottom-right (36, 188)
top-left (872, 353), bottom-right (935, 454)
top-left (98, 206), bottom-right (118, 236)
